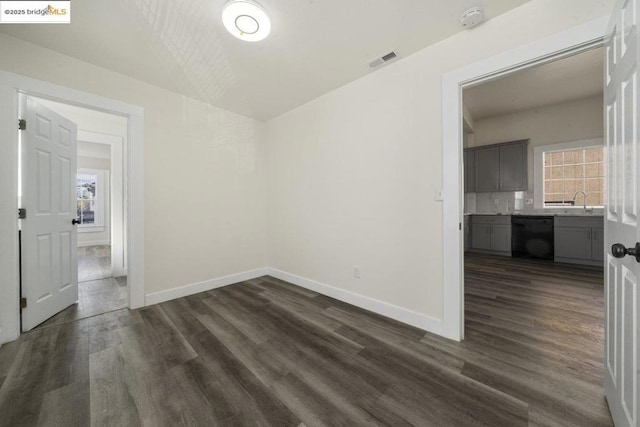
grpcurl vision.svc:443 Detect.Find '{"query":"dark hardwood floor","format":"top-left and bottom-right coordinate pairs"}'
top-left (0, 254), bottom-right (612, 426)
top-left (35, 244), bottom-right (127, 330)
top-left (78, 245), bottom-right (112, 282)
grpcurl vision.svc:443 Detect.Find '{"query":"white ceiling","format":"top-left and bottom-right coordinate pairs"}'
top-left (0, 0), bottom-right (529, 121)
top-left (463, 46), bottom-right (604, 121)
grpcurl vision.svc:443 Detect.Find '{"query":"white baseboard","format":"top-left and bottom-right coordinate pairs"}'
top-left (145, 268), bottom-right (268, 306)
top-left (78, 240), bottom-right (110, 248)
top-left (266, 268), bottom-right (443, 337)
top-left (0, 327), bottom-right (18, 347)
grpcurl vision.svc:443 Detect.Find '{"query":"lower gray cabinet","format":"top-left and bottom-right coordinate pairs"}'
top-left (470, 215), bottom-right (511, 255)
top-left (555, 227), bottom-right (592, 260)
top-left (464, 216), bottom-right (472, 252)
top-left (591, 228), bottom-right (604, 261)
top-left (554, 216), bottom-right (604, 266)
top-left (490, 224), bottom-right (512, 253)
top-left (471, 223), bottom-right (492, 250)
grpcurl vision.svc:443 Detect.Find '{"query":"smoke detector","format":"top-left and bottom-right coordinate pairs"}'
top-left (460, 6), bottom-right (484, 29)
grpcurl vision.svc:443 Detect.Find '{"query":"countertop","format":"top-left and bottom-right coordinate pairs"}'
top-left (464, 212), bottom-right (604, 217)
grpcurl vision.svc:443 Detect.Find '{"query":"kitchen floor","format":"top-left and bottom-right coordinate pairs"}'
top-left (0, 258), bottom-right (612, 426)
top-left (464, 252), bottom-right (611, 426)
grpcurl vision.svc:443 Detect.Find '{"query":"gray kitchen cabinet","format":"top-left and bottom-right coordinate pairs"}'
top-left (490, 224), bottom-right (512, 252)
top-left (591, 228), bottom-right (604, 261)
top-left (554, 216), bottom-right (604, 266)
top-left (464, 149), bottom-right (475, 193)
top-left (469, 215), bottom-right (511, 255)
top-left (471, 140), bottom-right (528, 193)
top-left (499, 141), bottom-right (528, 191)
top-left (474, 146), bottom-right (500, 192)
top-left (464, 216), bottom-right (472, 252)
top-left (555, 227), bottom-right (592, 260)
top-left (471, 223), bottom-right (492, 250)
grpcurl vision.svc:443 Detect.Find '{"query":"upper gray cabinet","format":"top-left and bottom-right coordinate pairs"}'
top-left (464, 150), bottom-right (475, 193)
top-left (466, 139), bottom-right (528, 193)
top-left (474, 146), bottom-right (500, 192)
top-left (499, 141), bottom-right (528, 191)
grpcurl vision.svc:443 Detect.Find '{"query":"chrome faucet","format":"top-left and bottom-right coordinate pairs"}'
top-left (572, 191), bottom-right (592, 213)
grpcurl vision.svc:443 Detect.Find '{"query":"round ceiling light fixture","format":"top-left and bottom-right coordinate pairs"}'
top-left (222, 0), bottom-right (271, 42)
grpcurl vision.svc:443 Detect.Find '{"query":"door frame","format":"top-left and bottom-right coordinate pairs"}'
top-left (441, 16), bottom-right (609, 341)
top-left (0, 70), bottom-right (144, 344)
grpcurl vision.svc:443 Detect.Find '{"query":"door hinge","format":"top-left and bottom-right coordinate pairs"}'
top-left (18, 119), bottom-right (26, 130)
top-left (459, 222), bottom-right (462, 230)
top-left (20, 297), bottom-right (27, 309)
top-left (18, 208), bottom-right (26, 219)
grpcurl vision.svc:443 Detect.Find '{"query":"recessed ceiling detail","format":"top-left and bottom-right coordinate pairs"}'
top-left (222, 0), bottom-right (271, 42)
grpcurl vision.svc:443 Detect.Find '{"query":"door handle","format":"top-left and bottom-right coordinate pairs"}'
top-left (72, 218), bottom-right (80, 225)
top-left (612, 242), bottom-right (640, 263)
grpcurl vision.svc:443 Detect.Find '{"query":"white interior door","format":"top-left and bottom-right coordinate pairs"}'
top-left (605, 1), bottom-right (640, 425)
top-left (21, 96), bottom-right (78, 331)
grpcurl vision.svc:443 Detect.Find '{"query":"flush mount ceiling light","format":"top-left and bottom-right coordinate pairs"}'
top-left (222, 0), bottom-right (271, 42)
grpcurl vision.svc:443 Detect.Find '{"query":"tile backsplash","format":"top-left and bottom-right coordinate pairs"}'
top-left (465, 191), bottom-right (529, 214)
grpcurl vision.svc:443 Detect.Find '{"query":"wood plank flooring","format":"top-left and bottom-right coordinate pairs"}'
top-left (35, 276), bottom-right (128, 329)
top-left (78, 245), bottom-right (111, 282)
top-left (35, 245), bottom-right (127, 329)
top-left (0, 254), bottom-right (612, 426)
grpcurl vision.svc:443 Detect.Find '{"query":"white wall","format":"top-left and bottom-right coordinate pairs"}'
top-left (0, 33), bottom-right (267, 296)
top-left (469, 95), bottom-right (604, 191)
top-left (266, 0), bottom-right (614, 326)
top-left (79, 156), bottom-right (110, 171)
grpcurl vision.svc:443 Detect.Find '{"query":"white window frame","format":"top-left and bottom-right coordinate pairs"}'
top-left (77, 168), bottom-right (109, 233)
top-left (533, 137), bottom-right (604, 210)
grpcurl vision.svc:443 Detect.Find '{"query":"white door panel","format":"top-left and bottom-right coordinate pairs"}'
top-left (606, 1), bottom-right (640, 426)
top-left (21, 96), bottom-right (78, 331)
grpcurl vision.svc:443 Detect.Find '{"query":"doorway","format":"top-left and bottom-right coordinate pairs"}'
top-left (19, 96), bottom-right (130, 330)
top-left (0, 69), bottom-right (145, 344)
top-left (440, 22), bottom-right (616, 423)
top-left (441, 18), bottom-right (607, 341)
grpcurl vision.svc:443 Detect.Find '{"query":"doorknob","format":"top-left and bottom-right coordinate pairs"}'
top-left (72, 218), bottom-right (80, 225)
top-left (611, 242), bottom-right (640, 263)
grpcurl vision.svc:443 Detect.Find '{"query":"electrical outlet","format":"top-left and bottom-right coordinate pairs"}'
top-left (525, 198), bottom-right (533, 205)
top-left (353, 266), bottom-right (361, 279)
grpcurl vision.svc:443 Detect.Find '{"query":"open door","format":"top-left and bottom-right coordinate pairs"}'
top-left (20, 97), bottom-right (78, 331)
top-left (605, 1), bottom-right (640, 425)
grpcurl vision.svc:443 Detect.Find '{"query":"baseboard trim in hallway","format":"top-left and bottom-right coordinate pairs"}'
top-left (267, 268), bottom-right (443, 336)
top-left (145, 268), bottom-right (269, 306)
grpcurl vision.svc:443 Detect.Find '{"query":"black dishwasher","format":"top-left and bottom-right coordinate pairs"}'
top-left (511, 216), bottom-right (554, 260)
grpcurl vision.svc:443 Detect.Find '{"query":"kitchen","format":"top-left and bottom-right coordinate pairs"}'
top-left (458, 47), bottom-right (610, 422)
top-left (462, 47), bottom-right (605, 268)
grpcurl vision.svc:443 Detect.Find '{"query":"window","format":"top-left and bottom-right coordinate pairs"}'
top-left (76, 169), bottom-right (108, 231)
top-left (77, 172), bottom-right (97, 225)
top-left (535, 140), bottom-right (604, 208)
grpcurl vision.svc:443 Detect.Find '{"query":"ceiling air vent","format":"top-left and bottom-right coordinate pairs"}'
top-left (369, 51), bottom-right (398, 69)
